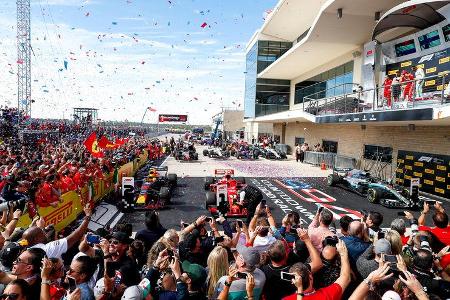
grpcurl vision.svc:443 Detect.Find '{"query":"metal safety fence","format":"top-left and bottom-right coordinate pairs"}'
top-left (304, 151), bottom-right (356, 169)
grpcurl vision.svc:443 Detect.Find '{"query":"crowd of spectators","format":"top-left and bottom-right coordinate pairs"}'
top-left (0, 198), bottom-right (447, 300)
top-left (1, 107), bottom-right (450, 300)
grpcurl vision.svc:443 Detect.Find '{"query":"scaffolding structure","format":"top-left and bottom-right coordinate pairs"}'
top-left (17, 0), bottom-right (32, 124)
top-left (73, 108), bottom-right (98, 126)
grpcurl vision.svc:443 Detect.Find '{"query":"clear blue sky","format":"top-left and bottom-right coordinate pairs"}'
top-left (0, 0), bottom-right (278, 124)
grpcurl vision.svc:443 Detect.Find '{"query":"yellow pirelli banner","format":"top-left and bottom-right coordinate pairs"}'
top-left (17, 150), bottom-right (149, 232)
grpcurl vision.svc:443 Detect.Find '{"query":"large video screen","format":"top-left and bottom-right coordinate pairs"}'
top-left (395, 39), bottom-right (416, 57)
top-left (418, 30), bottom-right (441, 50)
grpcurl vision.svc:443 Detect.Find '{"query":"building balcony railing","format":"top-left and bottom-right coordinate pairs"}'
top-left (255, 103), bottom-right (290, 117)
top-left (302, 74), bottom-right (449, 116)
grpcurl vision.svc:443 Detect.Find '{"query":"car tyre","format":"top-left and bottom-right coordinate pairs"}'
top-left (204, 176), bottom-right (214, 190)
top-left (160, 187), bottom-right (170, 205)
top-left (235, 177), bottom-right (246, 184)
top-left (327, 174), bottom-right (341, 186)
top-left (367, 188), bottom-right (381, 204)
top-left (168, 173), bottom-right (177, 184)
top-left (205, 191), bottom-right (216, 209)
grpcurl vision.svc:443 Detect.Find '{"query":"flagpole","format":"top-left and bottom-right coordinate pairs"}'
top-left (141, 108), bottom-right (148, 126)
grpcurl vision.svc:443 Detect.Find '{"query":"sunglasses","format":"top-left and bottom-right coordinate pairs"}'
top-left (13, 257), bottom-right (31, 265)
top-left (0, 293), bottom-right (19, 300)
top-left (109, 239), bottom-right (120, 245)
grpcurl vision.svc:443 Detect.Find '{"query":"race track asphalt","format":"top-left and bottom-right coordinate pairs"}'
top-left (124, 172), bottom-right (450, 233)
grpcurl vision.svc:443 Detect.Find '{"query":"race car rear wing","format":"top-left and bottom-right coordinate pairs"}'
top-left (150, 166), bottom-right (169, 171)
top-left (215, 169), bottom-right (234, 176)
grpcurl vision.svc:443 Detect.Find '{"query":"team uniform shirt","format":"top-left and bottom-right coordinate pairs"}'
top-left (214, 268), bottom-right (266, 300)
top-left (31, 238), bottom-right (68, 259)
top-left (418, 225), bottom-right (450, 245)
top-left (282, 283), bottom-right (342, 300)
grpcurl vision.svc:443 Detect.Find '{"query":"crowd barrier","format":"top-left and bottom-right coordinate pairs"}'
top-left (17, 150), bottom-right (149, 232)
top-left (304, 151), bottom-right (356, 170)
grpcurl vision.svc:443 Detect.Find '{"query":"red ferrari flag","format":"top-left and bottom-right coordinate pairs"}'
top-left (98, 136), bottom-right (118, 149)
top-left (83, 132), bottom-right (104, 158)
top-left (148, 107), bottom-right (157, 112)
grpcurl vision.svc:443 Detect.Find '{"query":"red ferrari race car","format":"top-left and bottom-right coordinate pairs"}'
top-left (204, 169), bottom-right (263, 217)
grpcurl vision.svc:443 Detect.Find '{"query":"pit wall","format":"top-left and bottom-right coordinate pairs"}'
top-left (17, 150), bottom-right (149, 232)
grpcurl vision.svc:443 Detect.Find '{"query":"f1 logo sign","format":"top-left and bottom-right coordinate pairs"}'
top-left (418, 54), bottom-right (434, 64)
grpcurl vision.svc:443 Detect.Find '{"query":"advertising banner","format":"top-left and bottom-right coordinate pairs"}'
top-left (158, 114), bottom-right (188, 123)
top-left (385, 48), bottom-right (450, 95)
top-left (17, 150), bottom-right (149, 232)
top-left (396, 150), bottom-right (450, 199)
top-left (315, 108), bottom-right (433, 123)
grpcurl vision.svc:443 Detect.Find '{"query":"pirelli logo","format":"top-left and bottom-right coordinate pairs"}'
top-left (424, 179), bottom-right (434, 185)
top-left (414, 162), bottom-right (423, 167)
top-left (405, 165), bottom-right (413, 170)
top-left (439, 57), bottom-right (450, 64)
top-left (406, 155), bottom-right (414, 160)
top-left (404, 175), bottom-right (412, 180)
top-left (413, 172), bottom-right (422, 177)
top-left (401, 61), bottom-right (412, 67)
top-left (437, 165), bottom-right (447, 171)
top-left (397, 159), bottom-right (404, 163)
top-left (417, 64), bottom-right (424, 69)
top-left (436, 176), bottom-right (445, 182)
top-left (424, 169), bottom-right (434, 174)
top-left (426, 67), bottom-right (436, 73)
top-left (397, 169), bottom-right (404, 174)
top-left (425, 80), bottom-right (436, 86)
top-left (388, 70), bottom-right (399, 75)
top-left (437, 85), bottom-right (444, 91)
top-left (44, 201), bottom-right (73, 226)
top-left (435, 188), bottom-right (445, 194)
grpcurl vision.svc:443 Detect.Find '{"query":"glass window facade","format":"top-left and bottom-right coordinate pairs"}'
top-left (244, 41), bottom-right (292, 118)
top-left (294, 61), bottom-right (354, 104)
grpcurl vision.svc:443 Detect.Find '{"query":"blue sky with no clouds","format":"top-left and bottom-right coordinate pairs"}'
top-left (0, 0), bottom-right (277, 124)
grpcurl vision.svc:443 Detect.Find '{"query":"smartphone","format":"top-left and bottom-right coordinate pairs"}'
top-left (86, 234), bottom-right (101, 244)
top-left (377, 231), bottom-right (385, 239)
top-left (260, 200), bottom-right (266, 208)
top-left (167, 249), bottom-right (174, 258)
top-left (67, 276), bottom-right (77, 293)
top-left (324, 236), bottom-right (338, 247)
top-left (280, 272), bottom-right (295, 281)
top-left (237, 220), bottom-right (243, 228)
top-left (397, 212), bottom-right (406, 217)
top-left (318, 206), bottom-right (324, 214)
top-left (384, 255), bottom-right (398, 263)
top-left (235, 272), bottom-right (247, 279)
top-left (205, 217), bottom-right (212, 223)
top-left (425, 200), bottom-right (437, 206)
top-left (181, 222), bottom-right (190, 229)
top-left (214, 236), bottom-right (225, 243)
top-left (114, 271), bottom-right (122, 287)
top-left (419, 235), bottom-right (428, 243)
top-left (106, 261), bottom-right (120, 278)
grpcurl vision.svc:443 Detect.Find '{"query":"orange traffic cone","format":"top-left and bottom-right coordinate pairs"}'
top-left (321, 161), bottom-right (326, 170)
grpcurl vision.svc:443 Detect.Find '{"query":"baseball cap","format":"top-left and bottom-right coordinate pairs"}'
top-left (0, 242), bottom-right (22, 271)
top-left (236, 243), bottom-right (260, 271)
top-left (181, 260), bottom-right (207, 286)
top-left (110, 231), bottom-right (132, 244)
top-left (374, 239), bottom-right (392, 255)
top-left (121, 285), bottom-right (143, 300)
top-left (382, 291), bottom-right (401, 300)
